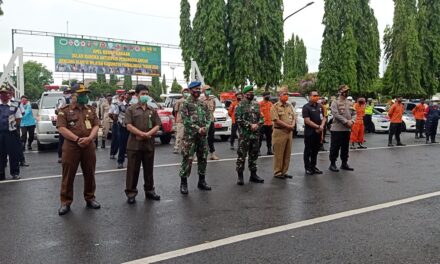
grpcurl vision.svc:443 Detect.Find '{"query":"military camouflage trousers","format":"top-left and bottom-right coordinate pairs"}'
top-left (179, 136), bottom-right (208, 178)
top-left (236, 137), bottom-right (259, 172)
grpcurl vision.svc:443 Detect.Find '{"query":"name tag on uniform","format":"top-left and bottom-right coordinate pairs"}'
top-left (85, 120), bottom-right (92, 129)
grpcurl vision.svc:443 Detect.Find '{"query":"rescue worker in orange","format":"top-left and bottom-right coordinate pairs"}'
top-left (56, 83), bottom-right (101, 216)
top-left (388, 96), bottom-right (405, 147)
top-left (228, 92), bottom-right (242, 150)
top-left (258, 91), bottom-right (274, 156)
top-left (350, 97), bottom-right (367, 149)
top-left (412, 98), bottom-right (426, 139)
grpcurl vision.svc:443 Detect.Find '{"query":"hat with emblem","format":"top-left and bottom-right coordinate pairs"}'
top-left (188, 81), bottom-right (201, 89)
top-left (72, 83), bottom-right (90, 94)
top-left (0, 83), bottom-right (9, 93)
top-left (338, 85), bottom-right (350, 93)
top-left (242, 85), bottom-right (254, 94)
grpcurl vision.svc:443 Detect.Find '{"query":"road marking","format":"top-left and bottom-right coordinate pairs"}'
top-left (0, 143), bottom-right (436, 184)
top-left (123, 190), bottom-right (440, 264)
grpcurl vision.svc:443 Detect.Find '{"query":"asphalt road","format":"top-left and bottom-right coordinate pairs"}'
top-left (1, 131), bottom-right (440, 264)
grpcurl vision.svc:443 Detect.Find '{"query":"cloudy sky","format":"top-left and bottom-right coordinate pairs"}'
top-left (0, 0), bottom-right (394, 86)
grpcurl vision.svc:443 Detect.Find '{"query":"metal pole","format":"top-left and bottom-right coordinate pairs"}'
top-left (283, 2), bottom-right (315, 23)
top-left (11, 29), bottom-right (15, 54)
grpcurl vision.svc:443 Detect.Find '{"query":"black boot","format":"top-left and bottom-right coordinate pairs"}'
top-left (237, 171), bottom-right (244, 185)
top-left (101, 140), bottom-right (106, 149)
top-left (249, 171), bottom-right (264, 183)
top-left (341, 162), bottom-right (354, 171)
top-left (197, 174), bottom-right (212, 191)
top-left (329, 162), bottom-right (339, 172)
top-left (180, 177), bottom-right (188, 195)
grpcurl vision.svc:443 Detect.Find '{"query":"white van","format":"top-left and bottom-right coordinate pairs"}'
top-left (36, 90), bottom-right (65, 150)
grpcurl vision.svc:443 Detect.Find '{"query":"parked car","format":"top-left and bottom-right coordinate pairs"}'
top-left (327, 109), bottom-right (390, 133)
top-left (147, 99), bottom-right (175, 144)
top-left (290, 96), bottom-right (309, 136)
top-left (36, 90), bottom-right (65, 150)
top-left (402, 111), bottom-right (416, 132)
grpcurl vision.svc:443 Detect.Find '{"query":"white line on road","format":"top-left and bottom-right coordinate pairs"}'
top-left (123, 190), bottom-right (440, 264)
top-left (0, 143), bottom-right (435, 184)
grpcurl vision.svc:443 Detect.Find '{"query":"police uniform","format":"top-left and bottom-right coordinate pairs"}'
top-left (56, 84), bottom-right (100, 215)
top-left (115, 100), bottom-right (129, 168)
top-left (125, 100), bottom-right (162, 202)
top-left (108, 97), bottom-right (121, 158)
top-left (56, 90), bottom-right (72, 162)
top-left (99, 96), bottom-right (112, 148)
top-left (10, 98), bottom-right (28, 166)
top-left (425, 103), bottom-right (440, 143)
top-left (271, 95), bottom-right (296, 178)
top-left (0, 86), bottom-right (22, 180)
top-left (302, 101), bottom-right (325, 175)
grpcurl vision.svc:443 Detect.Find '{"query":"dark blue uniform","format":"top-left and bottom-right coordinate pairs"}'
top-left (426, 104), bottom-right (440, 143)
top-left (0, 102), bottom-right (21, 180)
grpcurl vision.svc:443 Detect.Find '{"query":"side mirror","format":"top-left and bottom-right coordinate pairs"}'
top-left (31, 102), bottom-right (39, 110)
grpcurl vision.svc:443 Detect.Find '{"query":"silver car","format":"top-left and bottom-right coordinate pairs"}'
top-left (36, 91), bottom-right (65, 150)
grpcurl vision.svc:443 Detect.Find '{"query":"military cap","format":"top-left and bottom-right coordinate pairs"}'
top-left (242, 85), bottom-right (253, 94)
top-left (338, 85), bottom-right (350, 93)
top-left (0, 84), bottom-right (9, 93)
top-left (72, 83), bottom-right (90, 94)
top-left (188, 81), bottom-right (202, 89)
top-left (278, 86), bottom-right (289, 93)
top-left (116, 89), bottom-right (126, 94)
top-left (181, 87), bottom-right (189, 93)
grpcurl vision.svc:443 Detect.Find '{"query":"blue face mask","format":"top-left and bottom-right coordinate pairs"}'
top-left (139, 95), bottom-right (150, 104)
top-left (130, 96), bottom-right (139, 105)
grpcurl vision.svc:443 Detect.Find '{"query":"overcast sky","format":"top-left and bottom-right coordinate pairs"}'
top-left (0, 0), bottom-right (394, 86)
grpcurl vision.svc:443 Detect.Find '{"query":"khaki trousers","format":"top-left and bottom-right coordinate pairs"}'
top-left (174, 123), bottom-right (184, 152)
top-left (272, 128), bottom-right (292, 176)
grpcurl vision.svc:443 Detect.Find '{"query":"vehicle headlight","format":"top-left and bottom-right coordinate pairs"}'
top-left (38, 115), bottom-right (50, 121)
top-left (378, 118), bottom-right (388, 123)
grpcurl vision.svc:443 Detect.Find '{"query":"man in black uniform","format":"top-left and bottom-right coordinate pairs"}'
top-left (302, 90), bottom-right (327, 175)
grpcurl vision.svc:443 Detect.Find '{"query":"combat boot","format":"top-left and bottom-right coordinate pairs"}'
top-left (197, 174), bottom-right (212, 191)
top-left (341, 162), bottom-right (354, 171)
top-left (237, 171), bottom-right (244, 185)
top-left (180, 177), bottom-right (189, 195)
top-left (249, 171), bottom-right (264, 183)
top-left (329, 162), bottom-right (339, 172)
top-left (101, 140), bottom-right (106, 149)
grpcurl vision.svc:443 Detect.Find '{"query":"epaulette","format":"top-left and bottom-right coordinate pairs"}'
top-left (60, 104), bottom-right (70, 110)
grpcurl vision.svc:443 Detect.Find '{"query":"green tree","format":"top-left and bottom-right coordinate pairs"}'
top-left (0, 0), bottom-right (4, 16)
top-left (192, 0), bottom-right (229, 88)
top-left (123, 75), bottom-right (132, 90)
top-left (88, 82), bottom-right (115, 99)
top-left (179, 0), bottom-right (192, 81)
top-left (109, 74), bottom-right (118, 86)
top-left (283, 34), bottom-right (308, 82)
top-left (96, 74), bottom-right (106, 84)
top-left (255, 0), bottom-right (284, 89)
top-left (61, 79), bottom-right (78, 86)
top-left (418, 0), bottom-right (440, 96)
top-left (161, 74), bottom-right (168, 94)
top-left (171, 78), bottom-right (183, 93)
top-left (385, 0), bottom-right (423, 97)
top-left (23, 61), bottom-right (53, 100)
top-left (150, 76), bottom-right (162, 101)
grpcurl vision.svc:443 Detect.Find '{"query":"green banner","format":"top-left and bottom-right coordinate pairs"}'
top-left (54, 36), bottom-right (161, 76)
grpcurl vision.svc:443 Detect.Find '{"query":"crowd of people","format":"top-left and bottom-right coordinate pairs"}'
top-left (0, 81), bottom-right (438, 217)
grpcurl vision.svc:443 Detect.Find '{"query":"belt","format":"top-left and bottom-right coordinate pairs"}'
top-left (274, 127), bottom-right (283, 130)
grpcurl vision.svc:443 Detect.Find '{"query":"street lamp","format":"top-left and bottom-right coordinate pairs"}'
top-left (283, 2), bottom-right (315, 23)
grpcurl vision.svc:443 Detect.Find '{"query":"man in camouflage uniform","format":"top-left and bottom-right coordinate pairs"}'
top-left (178, 81), bottom-right (212, 195)
top-left (235, 85), bottom-right (265, 185)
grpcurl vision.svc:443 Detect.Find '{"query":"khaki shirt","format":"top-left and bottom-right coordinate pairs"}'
top-left (100, 100), bottom-right (110, 120)
top-left (270, 102), bottom-right (296, 128)
top-left (174, 98), bottom-right (185, 124)
top-left (56, 104), bottom-right (99, 138)
top-left (125, 103), bottom-right (161, 151)
top-left (330, 98), bottom-right (355, 131)
top-left (202, 96), bottom-right (216, 121)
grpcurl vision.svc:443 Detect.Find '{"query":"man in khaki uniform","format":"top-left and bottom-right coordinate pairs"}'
top-left (271, 86), bottom-right (296, 179)
top-left (56, 83), bottom-right (101, 216)
top-left (201, 85), bottom-right (220, 160)
top-left (99, 94), bottom-right (112, 148)
top-left (173, 87), bottom-right (190, 154)
top-left (125, 84), bottom-right (162, 204)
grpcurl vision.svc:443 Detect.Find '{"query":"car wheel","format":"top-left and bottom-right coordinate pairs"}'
top-left (160, 134), bottom-right (172, 144)
top-left (401, 122), bottom-right (407, 132)
top-left (220, 135), bottom-right (230, 141)
top-left (37, 140), bottom-right (46, 151)
top-left (371, 123), bottom-right (376, 133)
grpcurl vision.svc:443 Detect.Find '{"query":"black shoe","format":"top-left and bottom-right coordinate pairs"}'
top-left (117, 163), bottom-right (123, 169)
top-left (237, 171), bottom-right (244, 185)
top-left (313, 167), bottom-right (323, 174)
top-left (396, 143), bottom-right (406, 146)
top-left (0, 175), bottom-right (5, 181)
top-left (58, 204), bottom-right (71, 216)
top-left (267, 151), bottom-right (274, 155)
top-left (101, 140), bottom-right (106, 149)
top-left (329, 164), bottom-right (339, 172)
top-left (250, 171), bottom-right (264, 183)
top-left (319, 147), bottom-right (327, 151)
top-left (180, 178), bottom-right (188, 195)
top-left (57, 158), bottom-right (62, 163)
top-left (197, 175), bottom-right (212, 191)
top-left (230, 145), bottom-right (235, 150)
top-left (283, 174), bottom-right (293, 179)
top-left (11, 175), bottom-right (20, 180)
top-left (432, 141), bottom-right (439, 144)
top-left (110, 155), bottom-right (116, 160)
top-left (257, 151), bottom-right (262, 156)
top-left (388, 143), bottom-right (394, 147)
top-left (145, 190), bottom-right (161, 200)
top-left (357, 144), bottom-right (367, 149)
top-left (305, 169), bottom-right (315, 175)
top-left (127, 197), bottom-right (136, 204)
top-left (426, 140), bottom-right (430, 144)
top-left (420, 135), bottom-right (425, 138)
top-left (323, 140), bottom-right (328, 143)
top-left (341, 163), bottom-right (354, 171)
top-left (86, 200), bottom-right (101, 209)
top-left (19, 162), bottom-right (29, 167)
top-left (27, 145), bottom-right (32, 150)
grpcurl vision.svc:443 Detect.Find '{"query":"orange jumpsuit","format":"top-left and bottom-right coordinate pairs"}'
top-left (350, 103), bottom-right (366, 143)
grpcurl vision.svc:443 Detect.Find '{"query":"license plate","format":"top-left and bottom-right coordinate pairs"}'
top-left (215, 123), bottom-right (222, 128)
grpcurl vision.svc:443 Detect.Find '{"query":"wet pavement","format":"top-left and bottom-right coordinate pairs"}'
top-left (1, 132), bottom-right (440, 263)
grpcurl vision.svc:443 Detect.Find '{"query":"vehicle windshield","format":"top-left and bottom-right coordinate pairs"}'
top-left (41, 94), bottom-right (64, 109)
top-left (147, 99), bottom-right (159, 109)
top-left (214, 97), bottom-right (223, 108)
top-left (289, 97), bottom-right (308, 108)
top-left (164, 96), bottom-right (182, 108)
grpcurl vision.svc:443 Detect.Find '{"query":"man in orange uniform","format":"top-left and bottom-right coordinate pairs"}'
top-left (228, 93), bottom-right (242, 150)
top-left (412, 99), bottom-right (426, 139)
top-left (350, 97), bottom-right (367, 149)
top-left (388, 96), bottom-right (405, 146)
top-left (258, 91), bottom-right (273, 155)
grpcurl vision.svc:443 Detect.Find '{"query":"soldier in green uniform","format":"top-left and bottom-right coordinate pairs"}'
top-left (178, 81), bottom-right (212, 195)
top-left (235, 85), bottom-right (265, 185)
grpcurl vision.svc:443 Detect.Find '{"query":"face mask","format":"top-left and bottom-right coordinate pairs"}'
top-left (280, 95), bottom-right (288, 103)
top-left (310, 96), bottom-right (319, 103)
top-left (130, 96), bottom-right (139, 105)
top-left (0, 94), bottom-right (9, 102)
top-left (77, 94), bottom-right (89, 105)
top-left (205, 90), bottom-right (212, 96)
top-left (65, 94), bottom-right (72, 99)
top-left (192, 90), bottom-right (201, 98)
top-left (21, 99), bottom-right (28, 105)
top-left (246, 94), bottom-right (254, 101)
top-left (264, 96), bottom-right (270, 101)
top-left (139, 95), bottom-right (150, 104)
top-left (341, 92), bottom-right (348, 97)
top-left (183, 92), bottom-right (190, 99)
